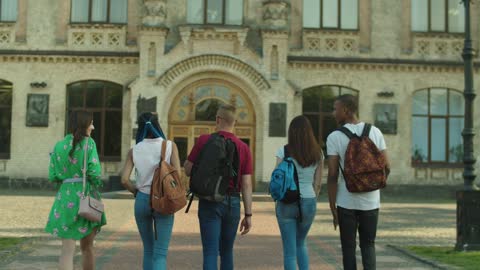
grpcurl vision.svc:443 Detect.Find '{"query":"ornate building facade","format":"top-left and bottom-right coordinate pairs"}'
top-left (0, 0), bottom-right (479, 189)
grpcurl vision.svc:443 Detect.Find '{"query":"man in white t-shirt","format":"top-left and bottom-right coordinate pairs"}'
top-left (326, 94), bottom-right (390, 270)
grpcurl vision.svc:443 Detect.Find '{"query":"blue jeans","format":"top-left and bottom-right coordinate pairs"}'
top-left (134, 191), bottom-right (174, 270)
top-left (337, 207), bottom-right (379, 270)
top-left (276, 198), bottom-right (317, 270)
top-left (198, 196), bottom-right (241, 270)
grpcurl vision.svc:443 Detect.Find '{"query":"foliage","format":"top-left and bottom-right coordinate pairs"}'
top-left (407, 246), bottom-right (480, 270)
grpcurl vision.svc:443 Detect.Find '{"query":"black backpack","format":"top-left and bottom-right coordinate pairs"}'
top-left (185, 133), bottom-right (238, 212)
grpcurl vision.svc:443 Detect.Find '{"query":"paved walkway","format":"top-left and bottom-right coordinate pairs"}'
top-left (0, 192), bottom-right (456, 269)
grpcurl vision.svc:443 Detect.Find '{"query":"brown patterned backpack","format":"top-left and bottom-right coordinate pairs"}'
top-left (338, 123), bottom-right (387, 193)
top-left (150, 140), bottom-right (187, 215)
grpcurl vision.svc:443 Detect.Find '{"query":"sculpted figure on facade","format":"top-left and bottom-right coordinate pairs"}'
top-left (142, 0), bottom-right (167, 26)
top-left (262, 1), bottom-right (289, 29)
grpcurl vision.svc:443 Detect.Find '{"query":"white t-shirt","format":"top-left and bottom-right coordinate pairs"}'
top-left (275, 147), bottom-right (321, 199)
top-left (326, 122), bottom-right (386, 210)
top-left (132, 138), bottom-right (172, 194)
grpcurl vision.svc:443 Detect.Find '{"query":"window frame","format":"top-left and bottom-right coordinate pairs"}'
top-left (302, 85), bottom-right (359, 155)
top-left (187, 0), bottom-right (244, 26)
top-left (0, 79), bottom-right (12, 159)
top-left (411, 0), bottom-right (465, 33)
top-left (66, 80), bottom-right (123, 161)
top-left (0, 0), bottom-right (17, 23)
top-left (411, 88), bottom-right (464, 167)
top-left (70, 0), bottom-right (128, 25)
top-left (303, 0), bottom-right (359, 31)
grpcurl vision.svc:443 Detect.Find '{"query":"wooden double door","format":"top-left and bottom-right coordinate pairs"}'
top-left (168, 79), bottom-right (256, 189)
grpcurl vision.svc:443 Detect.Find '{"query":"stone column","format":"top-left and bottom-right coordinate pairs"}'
top-left (55, 0), bottom-right (71, 44)
top-left (262, 30), bottom-right (289, 83)
top-left (138, 27), bottom-right (168, 78)
top-left (359, 0), bottom-right (372, 53)
top-left (15, 0), bottom-right (27, 43)
top-left (400, 0), bottom-right (413, 54)
top-left (126, 0), bottom-right (140, 46)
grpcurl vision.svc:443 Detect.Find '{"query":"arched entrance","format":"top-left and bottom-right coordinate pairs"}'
top-left (168, 78), bottom-right (256, 187)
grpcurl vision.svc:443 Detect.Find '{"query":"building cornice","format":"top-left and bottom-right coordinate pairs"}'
top-left (287, 56), bottom-right (480, 72)
top-left (0, 50), bottom-right (139, 64)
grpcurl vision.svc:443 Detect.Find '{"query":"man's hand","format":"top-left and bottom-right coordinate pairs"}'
top-left (239, 216), bottom-right (251, 235)
top-left (331, 207), bottom-right (338, 230)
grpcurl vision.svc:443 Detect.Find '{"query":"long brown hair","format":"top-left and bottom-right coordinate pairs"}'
top-left (68, 111), bottom-right (93, 157)
top-left (287, 115), bottom-right (322, 167)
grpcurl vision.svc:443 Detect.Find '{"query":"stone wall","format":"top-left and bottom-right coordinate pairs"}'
top-left (0, 0), bottom-right (479, 189)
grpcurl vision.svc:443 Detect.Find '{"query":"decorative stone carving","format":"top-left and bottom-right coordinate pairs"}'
top-left (262, 1), bottom-right (289, 29)
top-left (142, 0), bottom-right (167, 27)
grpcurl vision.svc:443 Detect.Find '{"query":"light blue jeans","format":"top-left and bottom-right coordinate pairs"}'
top-left (134, 191), bottom-right (174, 270)
top-left (276, 198), bottom-right (317, 270)
top-left (198, 196), bottom-right (241, 270)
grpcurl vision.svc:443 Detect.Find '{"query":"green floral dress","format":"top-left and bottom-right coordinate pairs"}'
top-left (45, 134), bottom-right (107, 240)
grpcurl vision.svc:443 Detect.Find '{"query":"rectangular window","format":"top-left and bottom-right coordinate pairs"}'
top-left (411, 0), bottom-right (464, 33)
top-left (412, 117), bottom-right (429, 163)
top-left (187, 0), bottom-right (204, 23)
top-left (187, 0), bottom-right (243, 25)
top-left (303, 0), bottom-right (320, 28)
top-left (0, 0), bottom-right (18, 22)
top-left (109, 0), bottom-right (127, 23)
top-left (430, 118), bottom-right (447, 161)
top-left (206, 0), bottom-right (223, 24)
top-left (340, 0), bottom-right (358, 30)
top-left (448, 117), bottom-right (464, 162)
top-left (303, 0), bottom-right (358, 30)
top-left (322, 0), bottom-right (338, 28)
top-left (225, 0), bottom-right (243, 25)
top-left (448, 0), bottom-right (465, 33)
top-left (411, 0), bottom-right (428, 31)
top-left (71, 0), bottom-right (127, 24)
top-left (431, 0), bottom-right (446, 31)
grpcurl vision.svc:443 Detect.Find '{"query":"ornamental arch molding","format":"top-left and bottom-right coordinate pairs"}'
top-left (156, 55), bottom-right (271, 91)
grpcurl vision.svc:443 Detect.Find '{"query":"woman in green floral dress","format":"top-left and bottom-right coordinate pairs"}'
top-left (45, 111), bottom-right (106, 270)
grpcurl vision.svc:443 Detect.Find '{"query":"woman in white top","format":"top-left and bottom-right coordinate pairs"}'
top-left (275, 115), bottom-right (323, 270)
top-left (121, 112), bottom-right (181, 270)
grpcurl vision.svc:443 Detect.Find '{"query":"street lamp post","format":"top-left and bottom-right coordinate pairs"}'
top-left (456, 0), bottom-right (480, 251)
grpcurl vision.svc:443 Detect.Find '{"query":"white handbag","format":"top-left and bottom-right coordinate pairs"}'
top-left (78, 139), bottom-right (104, 222)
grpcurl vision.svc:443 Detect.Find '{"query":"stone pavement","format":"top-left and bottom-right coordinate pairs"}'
top-left (0, 192), bottom-right (456, 269)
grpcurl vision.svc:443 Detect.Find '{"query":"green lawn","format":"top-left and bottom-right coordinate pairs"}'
top-left (406, 246), bottom-right (480, 270)
top-left (0, 237), bottom-right (26, 251)
top-left (0, 237), bottom-right (29, 262)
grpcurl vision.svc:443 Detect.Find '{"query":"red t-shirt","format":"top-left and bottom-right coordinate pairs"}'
top-left (187, 131), bottom-right (253, 191)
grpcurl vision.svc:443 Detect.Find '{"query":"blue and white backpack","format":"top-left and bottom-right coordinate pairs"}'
top-left (269, 145), bottom-right (300, 204)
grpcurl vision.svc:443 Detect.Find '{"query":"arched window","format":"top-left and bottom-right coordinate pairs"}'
top-left (0, 79), bottom-right (12, 159)
top-left (67, 80), bottom-right (123, 160)
top-left (302, 85), bottom-right (358, 152)
top-left (412, 88), bottom-right (464, 164)
top-left (195, 98), bottom-right (224, 121)
top-left (187, 0), bottom-right (243, 25)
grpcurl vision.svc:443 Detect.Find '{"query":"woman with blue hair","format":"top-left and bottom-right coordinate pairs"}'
top-left (121, 112), bottom-right (181, 270)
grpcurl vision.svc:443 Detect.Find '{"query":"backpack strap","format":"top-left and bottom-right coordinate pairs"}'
top-left (284, 144), bottom-right (302, 222)
top-left (160, 140), bottom-right (167, 163)
top-left (361, 123), bottom-right (372, 138)
top-left (337, 126), bottom-right (356, 140)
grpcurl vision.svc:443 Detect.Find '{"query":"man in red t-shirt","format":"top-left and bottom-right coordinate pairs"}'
top-left (184, 104), bottom-right (253, 270)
